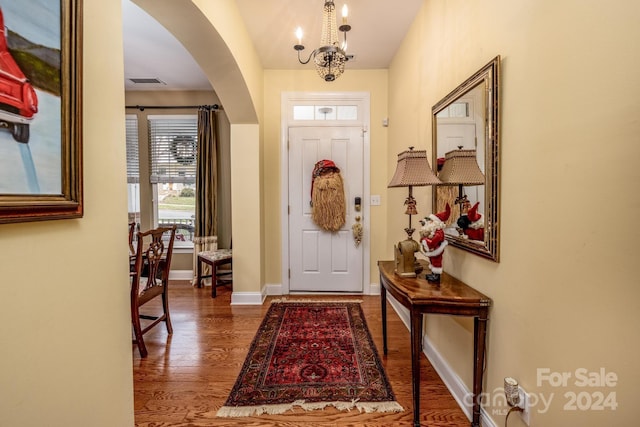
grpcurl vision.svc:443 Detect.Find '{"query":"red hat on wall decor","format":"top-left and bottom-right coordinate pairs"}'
top-left (430, 203), bottom-right (451, 222)
top-left (467, 202), bottom-right (482, 222)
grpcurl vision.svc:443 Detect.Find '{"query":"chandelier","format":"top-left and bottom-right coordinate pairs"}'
top-left (294, 1), bottom-right (351, 82)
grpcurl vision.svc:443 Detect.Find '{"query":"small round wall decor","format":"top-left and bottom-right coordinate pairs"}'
top-left (170, 135), bottom-right (196, 165)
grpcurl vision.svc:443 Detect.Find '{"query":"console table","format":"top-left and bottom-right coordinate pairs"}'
top-left (378, 260), bottom-right (491, 427)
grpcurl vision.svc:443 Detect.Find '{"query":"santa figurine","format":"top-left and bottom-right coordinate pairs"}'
top-left (457, 201), bottom-right (485, 241)
top-left (419, 203), bottom-right (450, 284)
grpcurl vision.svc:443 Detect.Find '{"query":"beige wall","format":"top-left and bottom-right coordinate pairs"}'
top-left (262, 69), bottom-right (389, 287)
top-left (0, 1), bottom-right (134, 426)
top-left (388, 1), bottom-right (640, 426)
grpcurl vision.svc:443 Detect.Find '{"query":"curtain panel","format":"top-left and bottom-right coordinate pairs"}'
top-left (192, 107), bottom-right (218, 285)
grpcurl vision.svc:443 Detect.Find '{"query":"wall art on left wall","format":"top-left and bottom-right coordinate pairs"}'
top-left (0, 0), bottom-right (83, 224)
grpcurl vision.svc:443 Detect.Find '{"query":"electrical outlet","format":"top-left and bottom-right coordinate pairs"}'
top-left (518, 386), bottom-right (531, 425)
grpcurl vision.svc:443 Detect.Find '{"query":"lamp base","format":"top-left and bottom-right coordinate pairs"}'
top-left (394, 239), bottom-right (421, 278)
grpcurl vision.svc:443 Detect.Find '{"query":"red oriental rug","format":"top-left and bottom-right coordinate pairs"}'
top-left (217, 301), bottom-right (403, 417)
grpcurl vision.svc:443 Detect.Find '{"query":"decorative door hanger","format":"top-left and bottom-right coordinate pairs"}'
top-left (310, 159), bottom-right (346, 232)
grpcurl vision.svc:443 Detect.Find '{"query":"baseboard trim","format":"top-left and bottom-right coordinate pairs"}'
top-left (386, 293), bottom-right (410, 329)
top-left (169, 270), bottom-right (193, 281)
top-left (386, 296), bottom-right (496, 427)
top-left (265, 283), bottom-right (283, 295)
top-left (230, 291), bottom-right (266, 305)
top-left (368, 282), bottom-right (380, 295)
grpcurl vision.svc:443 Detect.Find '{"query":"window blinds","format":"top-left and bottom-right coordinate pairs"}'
top-left (148, 115), bottom-right (198, 184)
top-left (125, 116), bottom-right (139, 184)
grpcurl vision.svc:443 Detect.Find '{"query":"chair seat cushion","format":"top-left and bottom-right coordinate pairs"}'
top-left (199, 249), bottom-right (232, 262)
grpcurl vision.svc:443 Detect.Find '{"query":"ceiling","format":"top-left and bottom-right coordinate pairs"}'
top-left (122, 0), bottom-right (422, 91)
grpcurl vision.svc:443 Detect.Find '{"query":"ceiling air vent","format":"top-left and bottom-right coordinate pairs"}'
top-left (129, 78), bottom-right (166, 84)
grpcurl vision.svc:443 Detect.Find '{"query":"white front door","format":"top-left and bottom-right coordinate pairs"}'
top-left (437, 122), bottom-right (477, 153)
top-left (288, 126), bottom-right (363, 292)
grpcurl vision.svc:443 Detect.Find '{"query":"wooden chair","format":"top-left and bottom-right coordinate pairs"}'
top-left (196, 249), bottom-right (232, 298)
top-left (128, 221), bottom-right (137, 256)
top-left (130, 225), bottom-right (176, 357)
top-left (128, 221), bottom-right (138, 271)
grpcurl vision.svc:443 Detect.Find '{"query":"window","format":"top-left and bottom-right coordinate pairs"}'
top-left (292, 104), bottom-right (358, 121)
top-left (148, 115), bottom-right (198, 248)
top-left (436, 99), bottom-right (472, 119)
top-left (125, 115), bottom-right (140, 224)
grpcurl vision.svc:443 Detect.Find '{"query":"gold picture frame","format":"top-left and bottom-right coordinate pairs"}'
top-left (0, 0), bottom-right (83, 224)
top-left (432, 56), bottom-right (500, 261)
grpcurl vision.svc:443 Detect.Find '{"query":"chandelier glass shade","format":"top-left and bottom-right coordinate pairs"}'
top-left (294, 1), bottom-right (351, 82)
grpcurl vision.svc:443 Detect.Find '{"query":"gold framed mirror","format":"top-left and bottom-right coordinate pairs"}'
top-left (432, 56), bottom-right (500, 261)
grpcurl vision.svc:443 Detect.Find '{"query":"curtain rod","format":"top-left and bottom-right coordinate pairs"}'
top-left (125, 104), bottom-right (221, 111)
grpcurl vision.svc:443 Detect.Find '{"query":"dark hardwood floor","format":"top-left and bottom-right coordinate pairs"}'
top-left (133, 281), bottom-right (470, 426)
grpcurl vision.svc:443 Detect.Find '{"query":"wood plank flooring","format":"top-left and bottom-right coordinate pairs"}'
top-left (133, 281), bottom-right (470, 426)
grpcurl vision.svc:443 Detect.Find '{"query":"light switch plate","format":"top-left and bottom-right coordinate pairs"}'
top-left (370, 195), bottom-right (381, 206)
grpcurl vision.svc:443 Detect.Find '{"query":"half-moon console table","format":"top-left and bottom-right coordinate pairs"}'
top-left (378, 260), bottom-right (491, 427)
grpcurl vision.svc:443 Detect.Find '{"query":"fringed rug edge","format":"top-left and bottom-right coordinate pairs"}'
top-left (269, 297), bottom-right (364, 304)
top-left (217, 399), bottom-right (403, 418)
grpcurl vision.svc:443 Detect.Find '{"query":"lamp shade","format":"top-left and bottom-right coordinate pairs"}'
top-left (388, 147), bottom-right (441, 187)
top-left (438, 148), bottom-right (484, 185)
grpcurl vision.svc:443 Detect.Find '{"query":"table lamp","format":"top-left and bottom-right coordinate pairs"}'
top-left (437, 147), bottom-right (485, 230)
top-left (388, 147), bottom-right (441, 277)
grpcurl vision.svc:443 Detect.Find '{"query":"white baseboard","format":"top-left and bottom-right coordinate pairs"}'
top-left (368, 282), bottom-right (381, 295)
top-left (230, 291), bottom-right (266, 305)
top-left (386, 297), bottom-right (497, 427)
top-left (386, 293), bottom-right (410, 329)
top-left (265, 283), bottom-right (283, 295)
top-left (169, 270), bottom-right (193, 281)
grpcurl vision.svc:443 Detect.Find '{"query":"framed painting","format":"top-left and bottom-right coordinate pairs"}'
top-left (0, 0), bottom-right (82, 224)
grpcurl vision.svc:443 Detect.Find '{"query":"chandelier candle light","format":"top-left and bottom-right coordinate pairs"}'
top-left (294, 1), bottom-right (351, 82)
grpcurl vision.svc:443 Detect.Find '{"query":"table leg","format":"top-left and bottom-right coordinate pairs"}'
top-left (411, 310), bottom-right (423, 427)
top-left (381, 283), bottom-right (388, 355)
top-left (196, 256), bottom-right (203, 288)
top-left (211, 261), bottom-right (218, 298)
top-left (472, 314), bottom-right (488, 427)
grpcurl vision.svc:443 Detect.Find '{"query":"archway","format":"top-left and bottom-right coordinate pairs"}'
top-left (132, 0), bottom-right (258, 124)
top-left (132, 0), bottom-right (264, 300)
